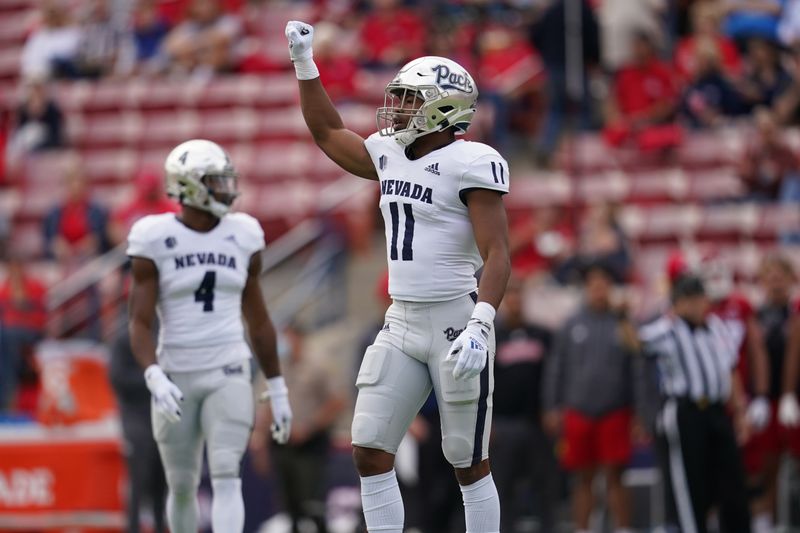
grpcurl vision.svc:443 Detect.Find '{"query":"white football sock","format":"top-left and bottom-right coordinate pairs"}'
top-left (211, 478), bottom-right (244, 533)
top-left (360, 469), bottom-right (404, 533)
top-left (166, 484), bottom-right (198, 533)
top-left (460, 473), bottom-right (500, 533)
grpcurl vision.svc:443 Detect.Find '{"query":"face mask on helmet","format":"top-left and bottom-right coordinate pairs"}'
top-left (203, 173), bottom-right (238, 205)
top-left (377, 88), bottom-right (424, 134)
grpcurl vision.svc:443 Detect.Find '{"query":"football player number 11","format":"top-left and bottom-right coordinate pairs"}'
top-left (195, 271), bottom-right (216, 312)
top-left (389, 201), bottom-right (415, 261)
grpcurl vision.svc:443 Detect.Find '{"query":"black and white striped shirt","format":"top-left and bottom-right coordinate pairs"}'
top-left (639, 314), bottom-right (738, 403)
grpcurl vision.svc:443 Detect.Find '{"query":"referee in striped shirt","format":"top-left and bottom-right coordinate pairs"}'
top-left (638, 274), bottom-right (751, 533)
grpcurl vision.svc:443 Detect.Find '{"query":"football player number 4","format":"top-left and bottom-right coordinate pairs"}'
top-left (389, 202), bottom-right (415, 261)
top-left (194, 271), bottom-right (216, 312)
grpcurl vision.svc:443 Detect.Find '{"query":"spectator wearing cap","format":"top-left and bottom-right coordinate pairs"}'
top-left (542, 263), bottom-right (640, 533)
top-left (724, 0), bottom-right (785, 45)
top-left (638, 274), bottom-right (752, 533)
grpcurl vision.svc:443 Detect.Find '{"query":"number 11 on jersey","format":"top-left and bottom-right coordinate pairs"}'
top-left (389, 202), bottom-right (415, 261)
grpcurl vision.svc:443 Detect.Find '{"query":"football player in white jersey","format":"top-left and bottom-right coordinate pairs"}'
top-left (286, 21), bottom-right (510, 533)
top-left (126, 139), bottom-right (293, 533)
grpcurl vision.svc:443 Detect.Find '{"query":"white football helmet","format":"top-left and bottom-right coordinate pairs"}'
top-left (164, 139), bottom-right (238, 218)
top-left (377, 56), bottom-right (479, 147)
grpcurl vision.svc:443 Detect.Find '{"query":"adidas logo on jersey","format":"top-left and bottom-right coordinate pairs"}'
top-left (424, 163), bottom-right (440, 175)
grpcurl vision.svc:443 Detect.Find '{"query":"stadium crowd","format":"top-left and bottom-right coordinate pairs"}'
top-left (1, 0), bottom-right (800, 532)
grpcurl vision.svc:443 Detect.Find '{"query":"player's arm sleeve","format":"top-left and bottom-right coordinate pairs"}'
top-left (126, 218), bottom-right (156, 260)
top-left (458, 152), bottom-right (510, 205)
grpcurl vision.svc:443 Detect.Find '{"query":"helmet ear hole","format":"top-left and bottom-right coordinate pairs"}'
top-left (439, 105), bottom-right (454, 113)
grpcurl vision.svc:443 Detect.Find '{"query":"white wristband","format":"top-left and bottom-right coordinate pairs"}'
top-left (471, 302), bottom-right (496, 324)
top-left (266, 376), bottom-right (288, 396)
top-left (293, 57), bottom-right (319, 81)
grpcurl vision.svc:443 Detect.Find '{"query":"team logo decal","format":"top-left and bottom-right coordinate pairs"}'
top-left (165, 236), bottom-right (177, 249)
top-left (432, 64), bottom-right (473, 93)
top-left (444, 327), bottom-right (464, 342)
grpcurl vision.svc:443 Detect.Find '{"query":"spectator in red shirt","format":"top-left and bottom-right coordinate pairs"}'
top-left (0, 255), bottom-right (47, 411)
top-left (476, 26), bottom-right (544, 149)
top-left (358, 0), bottom-right (425, 68)
top-left (510, 206), bottom-right (575, 280)
top-left (314, 22), bottom-right (359, 102)
top-left (43, 158), bottom-right (110, 264)
top-left (109, 170), bottom-right (178, 246)
top-left (675, 1), bottom-right (742, 83)
top-left (738, 107), bottom-right (800, 201)
top-left (604, 31), bottom-right (682, 150)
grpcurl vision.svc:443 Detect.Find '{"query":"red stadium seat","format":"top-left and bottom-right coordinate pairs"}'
top-left (504, 172), bottom-right (571, 209)
top-left (578, 171), bottom-right (630, 203)
top-left (687, 168), bottom-right (745, 201)
top-left (627, 169), bottom-right (687, 203)
top-left (0, 8), bottom-right (33, 43)
top-left (0, 46), bottom-right (22, 79)
top-left (697, 203), bottom-right (760, 239)
top-left (81, 149), bottom-right (137, 183)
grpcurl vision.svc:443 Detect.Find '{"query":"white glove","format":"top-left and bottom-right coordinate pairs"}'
top-left (779, 393), bottom-right (800, 427)
top-left (746, 396), bottom-right (771, 431)
top-left (285, 20), bottom-right (319, 80)
top-left (446, 302), bottom-right (495, 381)
top-left (260, 376), bottom-right (293, 444)
top-left (144, 364), bottom-right (183, 424)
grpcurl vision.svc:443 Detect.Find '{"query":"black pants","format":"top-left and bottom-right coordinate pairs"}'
top-left (490, 417), bottom-right (559, 533)
top-left (272, 433), bottom-right (330, 533)
top-left (118, 398), bottom-right (167, 533)
top-left (657, 398), bottom-right (750, 533)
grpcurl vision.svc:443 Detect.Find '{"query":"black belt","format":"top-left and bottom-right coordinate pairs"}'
top-left (672, 396), bottom-right (725, 410)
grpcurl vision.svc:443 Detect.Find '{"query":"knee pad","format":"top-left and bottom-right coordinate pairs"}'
top-left (207, 448), bottom-right (243, 479)
top-left (165, 469), bottom-right (199, 498)
top-left (442, 435), bottom-right (474, 468)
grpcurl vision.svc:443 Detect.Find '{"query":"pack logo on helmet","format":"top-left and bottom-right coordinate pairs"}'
top-left (432, 64), bottom-right (473, 93)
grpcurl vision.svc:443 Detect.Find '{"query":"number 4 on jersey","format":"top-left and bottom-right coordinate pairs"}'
top-left (194, 271), bottom-right (216, 312)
